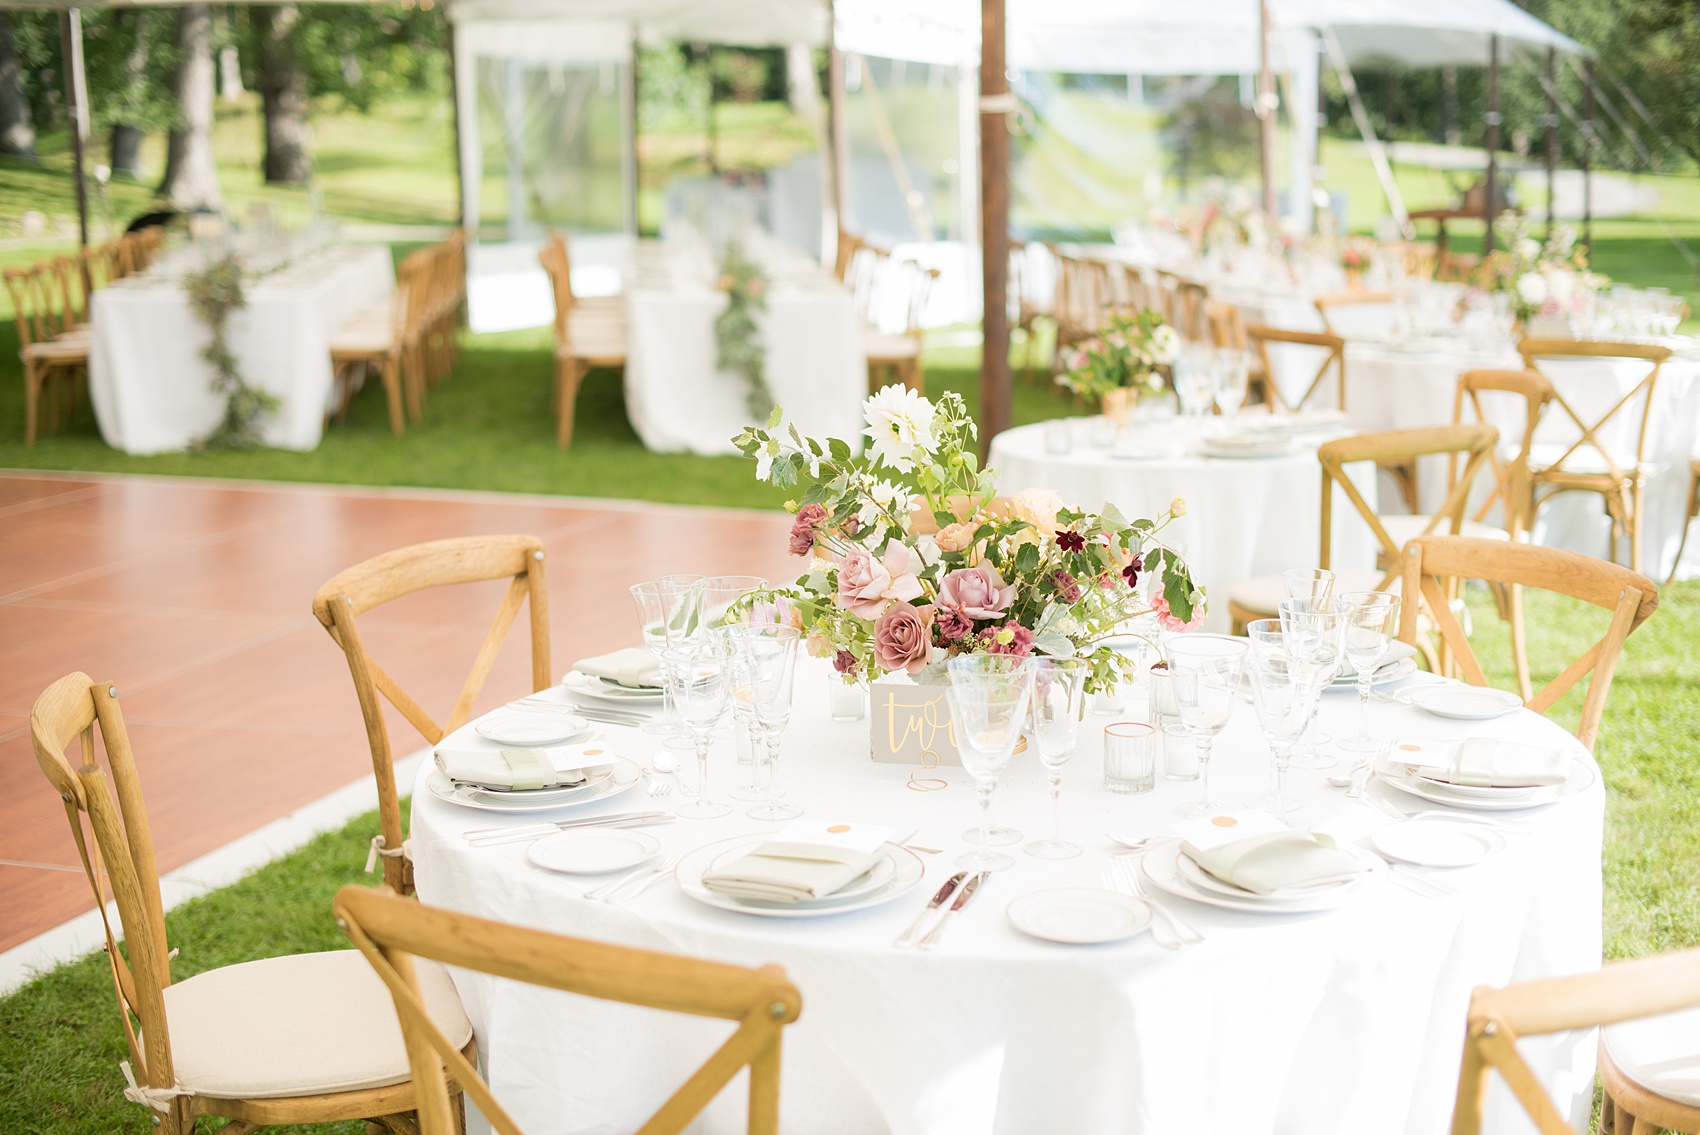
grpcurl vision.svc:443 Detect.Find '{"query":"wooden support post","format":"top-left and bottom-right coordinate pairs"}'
top-left (1257, 0), bottom-right (1277, 222)
top-left (1483, 34), bottom-right (1501, 254)
top-left (446, 19), bottom-right (466, 231)
top-left (1544, 47), bottom-right (1557, 237)
top-left (1582, 59), bottom-right (1594, 255)
top-left (60, 8), bottom-right (88, 248)
top-left (978, 0), bottom-right (1011, 453)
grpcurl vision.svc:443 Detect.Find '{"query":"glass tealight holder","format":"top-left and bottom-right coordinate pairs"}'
top-left (828, 678), bottom-right (867, 722)
top-left (1103, 722), bottom-right (1157, 794)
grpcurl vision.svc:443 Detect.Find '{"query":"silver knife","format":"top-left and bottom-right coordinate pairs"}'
top-left (463, 811), bottom-right (673, 845)
top-left (893, 871), bottom-right (967, 949)
top-left (918, 872), bottom-right (984, 950)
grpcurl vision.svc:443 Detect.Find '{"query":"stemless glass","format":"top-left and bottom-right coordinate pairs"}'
top-left (1282, 568), bottom-right (1336, 604)
top-left (1165, 635), bottom-right (1249, 818)
top-left (1025, 658), bottom-right (1089, 859)
top-left (1278, 596), bottom-right (1349, 770)
top-left (1337, 590), bottom-right (1401, 753)
top-left (1245, 642), bottom-right (1310, 819)
top-left (945, 655), bottom-right (1035, 871)
top-left (671, 632), bottom-right (733, 819)
top-left (629, 575), bottom-right (705, 737)
top-left (735, 624), bottom-right (802, 821)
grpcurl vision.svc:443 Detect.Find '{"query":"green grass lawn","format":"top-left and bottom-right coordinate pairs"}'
top-left (3, 581), bottom-right (1697, 1133)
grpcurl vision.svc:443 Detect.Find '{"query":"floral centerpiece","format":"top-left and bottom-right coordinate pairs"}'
top-left (1338, 235), bottom-right (1376, 284)
top-left (1481, 211), bottom-right (1608, 325)
top-left (1054, 309), bottom-right (1178, 421)
top-left (731, 385), bottom-right (1205, 695)
top-left (714, 244), bottom-right (773, 416)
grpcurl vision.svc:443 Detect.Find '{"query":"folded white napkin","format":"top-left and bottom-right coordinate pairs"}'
top-left (701, 821), bottom-right (896, 904)
top-left (1176, 812), bottom-right (1366, 895)
top-left (433, 742), bottom-right (613, 790)
top-left (1389, 737), bottom-right (1569, 788)
top-left (573, 648), bottom-right (664, 689)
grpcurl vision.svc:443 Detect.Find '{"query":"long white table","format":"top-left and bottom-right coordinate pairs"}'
top-left (413, 658), bottom-right (1602, 1135)
top-left (988, 418), bottom-right (1379, 632)
top-left (623, 237), bottom-right (867, 456)
top-left (87, 244), bottom-right (394, 453)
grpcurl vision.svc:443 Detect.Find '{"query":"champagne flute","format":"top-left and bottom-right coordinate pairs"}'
top-left (731, 624), bottom-right (802, 821)
top-left (946, 655), bottom-right (1035, 871)
top-left (629, 575), bottom-right (705, 738)
top-left (1336, 590), bottom-right (1401, 753)
top-left (1213, 348), bottom-right (1250, 427)
top-left (1278, 595), bottom-right (1349, 770)
top-left (1279, 570), bottom-right (1337, 762)
top-left (722, 632), bottom-right (770, 802)
top-left (1025, 657), bottom-right (1089, 859)
top-left (1166, 635), bottom-right (1249, 818)
top-left (1244, 636), bottom-right (1309, 819)
top-left (668, 596), bottom-right (733, 818)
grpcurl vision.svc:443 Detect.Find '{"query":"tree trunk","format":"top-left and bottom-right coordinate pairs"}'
top-left (1442, 68), bottom-right (1460, 147)
top-left (257, 4), bottom-right (310, 185)
top-left (159, 4), bottom-right (223, 211)
top-left (109, 12), bottom-right (148, 178)
top-left (0, 12), bottom-right (37, 160)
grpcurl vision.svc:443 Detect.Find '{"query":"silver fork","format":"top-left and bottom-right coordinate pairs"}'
top-left (1103, 863), bottom-right (1179, 949)
top-left (1118, 854), bottom-right (1205, 945)
top-left (592, 850), bottom-right (685, 903)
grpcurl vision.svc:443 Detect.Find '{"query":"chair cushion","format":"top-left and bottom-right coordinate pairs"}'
top-left (1526, 441), bottom-right (1655, 478)
top-left (158, 949), bottom-right (471, 1100)
top-left (1227, 570), bottom-right (1391, 618)
top-left (863, 330), bottom-right (920, 360)
top-left (1603, 1008), bottom-right (1700, 1107)
top-left (329, 326), bottom-right (394, 355)
top-left (1378, 515), bottom-right (1508, 549)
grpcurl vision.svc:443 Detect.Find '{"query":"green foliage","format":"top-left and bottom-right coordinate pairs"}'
top-left (236, 5), bottom-right (448, 115)
top-left (1161, 77), bottom-right (1259, 188)
top-left (713, 244), bottom-right (773, 418)
top-left (638, 43), bottom-right (708, 136)
top-left (183, 254), bottom-right (279, 451)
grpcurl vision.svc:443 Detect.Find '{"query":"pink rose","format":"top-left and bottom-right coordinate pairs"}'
top-left (789, 503), bottom-right (828, 556)
top-left (938, 564), bottom-right (1016, 622)
top-left (1152, 592), bottom-right (1204, 633)
top-left (873, 603), bottom-right (936, 676)
top-left (936, 607), bottom-right (973, 642)
top-left (934, 521), bottom-right (979, 555)
top-left (836, 540), bottom-right (924, 619)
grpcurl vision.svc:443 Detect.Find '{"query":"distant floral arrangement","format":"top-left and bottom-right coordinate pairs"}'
top-left (731, 386), bottom-right (1204, 692)
top-left (1054, 309), bottom-right (1179, 404)
top-left (714, 244), bottom-right (772, 416)
top-left (1481, 211), bottom-right (1608, 323)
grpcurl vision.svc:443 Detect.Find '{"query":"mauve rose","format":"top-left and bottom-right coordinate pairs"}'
top-left (934, 520), bottom-right (977, 554)
top-left (1050, 569), bottom-right (1082, 604)
top-left (789, 503), bottom-right (827, 556)
top-left (873, 604), bottom-right (936, 676)
top-left (938, 563), bottom-right (1016, 621)
top-left (835, 541), bottom-right (924, 619)
top-left (834, 649), bottom-right (859, 674)
top-left (936, 607), bottom-right (973, 642)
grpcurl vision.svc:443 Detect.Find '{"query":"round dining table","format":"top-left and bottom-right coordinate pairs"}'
top-left (411, 658), bottom-right (1602, 1135)
top-left (988, 418), bottom-right (1379, 632)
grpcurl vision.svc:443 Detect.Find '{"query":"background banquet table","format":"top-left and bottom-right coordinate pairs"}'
top-left (413, 658), bottom-right (1602, 1135)
top-left (989, 419), bottom-right (1379, 632)
top-left (87, 243), bottom-right (394, 454)
top-left (622, 236), bottom-right (867, 456)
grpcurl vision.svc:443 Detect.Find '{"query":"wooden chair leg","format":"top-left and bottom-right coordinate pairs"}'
top-left (1507, 582), bottom-right (1532, 702)
top-left (1630, 483), bottom-right (1645, 576)
top-left (23, 363), bottom-right (39, 445)
top-left (403, 344), bottom-right (426, 424)
top-left (556, 357), bottom-right (585, 448)
top-left (380, 355), bottom-right (405, 436)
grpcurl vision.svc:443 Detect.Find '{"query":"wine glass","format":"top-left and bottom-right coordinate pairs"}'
top-left (1278, 595), bottom-right (1349, 770)
top-left (722, 632), bottom-right (770, 802)
top-left (1165, 635), bottom-right (1249, 818)
top-left (629, 575), bottom-right (705, 738)
top-left (1244, 636), bottom-right (1309, 819)
top-left (1213, 348), bottom-right (1250, 427)
top-left (945, 655), bottom-right (1035, 871)
top-left (697, 575), bottom-right (768, 628)
top-left (1173, 345), bottom-right (1215, 426)
top-left (1025, 657), bottom-right (1089, 859)
top-left (729, 624), bottom-right (802, 821)
top-left (670, 627), bottom-right (733, 819)
top-left (1336, 590), bottom-right (1401, 753)
top-left (1281, 568), bottom-right (1335, 604)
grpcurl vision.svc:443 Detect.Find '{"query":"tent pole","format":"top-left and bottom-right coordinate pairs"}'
top-left (1319, 28), bottom-right (1408, 234)
top-left (1483, 33), bottom-right (1499, 254)
top-left (623, 31), bottom-right (638, 236)
top-left (59, 8), bottom-right (88, 248)
top-left (978, 0), bottom-right (1011, 452)
top-left (446, 18), bottom-right (466, 232)
top-left (827, 20), bottom-right (849, 247)
top-left (1256, 0), bottom-right (1276, 221)
top-left (1581, 59), bottom-right (1593, 256)
top-left (1543, 47), bottom-right (1556, 237)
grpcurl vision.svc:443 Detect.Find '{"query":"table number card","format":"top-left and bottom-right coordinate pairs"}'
top-left (869, 679), bottom-right (961, 767)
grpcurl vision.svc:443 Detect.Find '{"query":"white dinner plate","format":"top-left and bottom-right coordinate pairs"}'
top-left (425, 756), bottom-right (644, 814)
top-left (1006, 888), bottom-right (1153, 945)
top-left (475, 710), bottom-right (592, 747)
top-left (1370, 819), bottom-right (1504, 868)
top-left (1174, 850), bottom-right (1365, 903)
top-left (674, 835), bottom-right (925, 919)
top-left (1198, 438), bottom-right (1295, 459)
top-left (563, 672), bottom-right (666, 706)
top-left (1411, 775), bottom-right (1544, 800)
top-left (1406, 685), bottom-right (1524, 721)
top-left (1374, 753), bottom-right (1594, 812)
top-left (528, 828), bottom-right (661, 875)
top-left (1141, 839), bottom-right (1386, 913)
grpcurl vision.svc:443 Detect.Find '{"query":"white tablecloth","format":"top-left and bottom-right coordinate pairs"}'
top-left (623, 239), bottom-right (867, 456)
top-left (988, 419), bottom-right (1379, 632)
top-left (413, 658), bottom-right (1603, 1135)
top-left (87, 244), bottom-right (394, 454)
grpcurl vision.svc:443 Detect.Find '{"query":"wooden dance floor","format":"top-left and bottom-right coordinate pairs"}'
top-left (0, 472), bottom-right (793, 953)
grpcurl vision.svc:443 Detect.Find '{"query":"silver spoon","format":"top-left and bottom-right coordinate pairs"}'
top-left (649, 752), bottom-right (691, 797)
top-left (1326, 758), bottom-right (1373, 788)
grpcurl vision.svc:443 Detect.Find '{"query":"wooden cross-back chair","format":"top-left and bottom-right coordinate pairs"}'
top-left (1246, 323), bottom-right (1347, 414)
top-left (1155, 270), bottom-right (1208, 341)
top-left (1050, 248), bottom-right (1113, 359)
top-left (1517, 338), bottom-right (1674, 574)
top-left (1313, 289), bottom-right (1395, 337)
top-left (1008, 240), bottom-right (1046, 385)
top-left (1451, 369), bottom-right (1557, 539)
top-left (1399, 536), bottom-right (1657, 751)
top-left (337, 886), bottom-right (803, 1135)
top-left (1453, 946), bottom-right (1700, 1135)
top-left (5, 260), bottom-right (89, 445)
top-left (313, 535), bottom-right (553, 893)
top-left (330, 258), bottom-right (423, 436)
top-left (539, 232), bottom-right (627, 448)
top-left (864, 257), bottom-right (938, 395)
top-left (29, 672), bottom-right (475, 1135)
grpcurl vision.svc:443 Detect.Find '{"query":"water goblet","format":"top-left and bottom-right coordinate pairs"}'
top-left (1024, 658), bottom-right (1089, 859)
top-left (670, 635), bottom-right (733, 819)
top-left (1165, 635), bottom-right (1249, 818)
top-left (731, 624), bottom-right (802, 821)
top-left (945, 655), bottom-right (1035, 871)
top-left (721, 633), bottom-right (770, 802)
top-left (1282, 568), bottom-right (1335, 604)
top-left (1336, 590), bottom-right (1401, 753)
top-left (1244, 641), bottom-right (1310, 819)
top-left (629, 575), bottom-right (705, 738)
top-left (1278, 595), bottom-right (1349, 769)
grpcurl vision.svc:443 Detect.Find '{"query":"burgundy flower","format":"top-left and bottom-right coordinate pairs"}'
top-left (788, 503), bottom-right (828, 557)
top-left (1055, 529), bottom-right (1086, 553)
top-left (833, 649), bottom-right (859, 675)
top-left (1122, 553), bottom-right (1144, 588)
top-left (936, 607), bottom-right (974, 642)
top-left (1050, 569), bottom-right (1082, 604)
top-left (979, 623), bottom-right (1035, 657)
